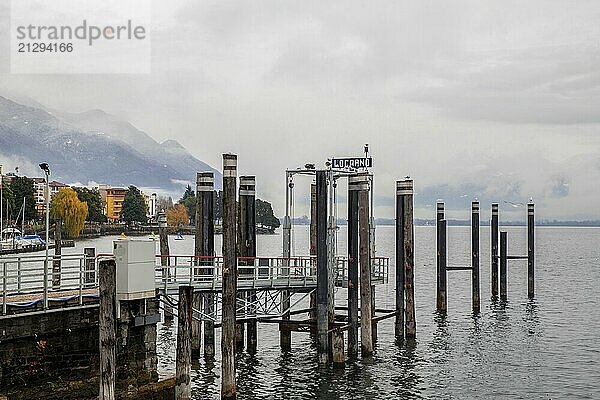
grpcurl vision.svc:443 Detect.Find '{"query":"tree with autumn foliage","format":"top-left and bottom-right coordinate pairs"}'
top-left (166, 203), bottom-right (189, 227)
top-left (50, 188), bottom-right (88, 238)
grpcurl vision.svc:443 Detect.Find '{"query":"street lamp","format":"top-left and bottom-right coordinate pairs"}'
top-left (39, 163), bottom-right (50, 308)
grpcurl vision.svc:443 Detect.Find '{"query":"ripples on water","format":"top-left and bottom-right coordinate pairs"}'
top-left (68, 226), bottom-right (600, 399)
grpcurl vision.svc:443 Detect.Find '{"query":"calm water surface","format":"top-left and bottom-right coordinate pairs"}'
top-left (66, 226), bottom-right (600, 399)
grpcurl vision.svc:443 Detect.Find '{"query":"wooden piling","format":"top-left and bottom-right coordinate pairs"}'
top-left (436, 202), bottom-right (447, 313)
top-left (176, 285), bottom-right (193, 400)
top-left (347, 176), bottom-right (360, 356)
top-left (471, 201), bottom-right (480, 313)
top-left (309, 183), bottom-right (317, 334)
top-left (527, 202), bottom-right (535, 299)
top-left (500, 231), bottom-right (507, 300)
top-left (221, 153), bottom-right (237, 399)
top-left (52, 219), bottom-right (62, 289)
top-left (99, 259), bottom-right (116, 400)
top-left (358, 174), bottom-right (373, 355)
top-left (491, 203), bottom-right (499, 297)
top-left (396, 179), bottom-right (413, 339)
top-left (316, 170), bottom-right (329, 364)
top-left (84, 247), bottom-right (96, 285)
top-left (239, 176), bottom-right (258, 353)
top-left (332, 329), bottom-right (345, 366)
top-left (191, 291), bottom-right (202, 358)
top-left (158, 212), bottom-right (173, 322)
top-left (196, 172), bottom-right (215, 357)
top-left (404, 188), bottom-right (416, 339)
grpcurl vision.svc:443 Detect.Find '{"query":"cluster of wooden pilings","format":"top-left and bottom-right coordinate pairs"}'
top-left (436, 201), bottom-right (535, 314)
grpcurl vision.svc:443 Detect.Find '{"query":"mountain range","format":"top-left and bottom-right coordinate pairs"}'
top-left (0, 95), bottom-right (221, 195)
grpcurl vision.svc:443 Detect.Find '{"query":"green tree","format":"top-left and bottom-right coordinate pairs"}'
top-left (50, 188), bottom-right (88, 238)
top-left (73, 187), bottom-right (107, 223)
top-left (256, 199), bottom-right (281, 230)
top-left (121, 185), bottom-right (147, 224)
top-left (179, 185), bottom-right (196, 224)
top-left (10, 176), bottom-right (37, 221)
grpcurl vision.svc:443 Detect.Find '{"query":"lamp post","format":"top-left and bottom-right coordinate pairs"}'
top-left (39, 163), bottom-right (50, 308)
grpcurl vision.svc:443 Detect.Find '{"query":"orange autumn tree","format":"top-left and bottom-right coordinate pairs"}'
top-left (50, 188), bottom-right (88, 238)
top-left (166, 203), bottom-right (189, 227)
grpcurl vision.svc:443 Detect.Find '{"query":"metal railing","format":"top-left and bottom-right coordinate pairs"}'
top-left (1, 253), bottom-right (97, 315)
top-left (156, 255), bottom-right (319, 292)
top-left (156, 254), bottom-right (390, 292)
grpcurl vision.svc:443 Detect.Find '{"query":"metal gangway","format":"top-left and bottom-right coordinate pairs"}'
top-left (1, 253), bottom-right (389, 317)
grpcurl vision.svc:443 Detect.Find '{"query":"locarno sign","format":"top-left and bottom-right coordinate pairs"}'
top-left (331, 157), bottom-right (373, 169)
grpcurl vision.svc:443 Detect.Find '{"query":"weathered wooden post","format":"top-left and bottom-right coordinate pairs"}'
top-left (347, 175), bottom-right (360, 357)
top-left (500, 231), bottom-right (508, 300)
top-left (316, 170), bottom-right (329, 364)
top-left (176, 285), bottom-right (193, 400)
top-left (84, 247), bottom-right (96, 285)
top-left (221, 153), bottom-right (237, 399)
top-left (358, 174), bottom-right (373, 355)
top-left (403, 187), bottom-right (416, 340)
top-left (436, 202), bottom-right (447, 313)
top-left (527, 202), bottom-right (535, 299)
top-left (52, 220), bottom-right (62, 289)
top-left (280, 174), bottom-right (292, 352)
top-left (309, 183), bottom-right (317, 334)
top-left (239, 176), bottom-right (257, 353)
top-left (396, 179), bottom-right (413, 340)
top-left (471, 201), bottom-right (480, 313)
top-left (491, 203), bottom-right (499, 297)
top-left (158, 211), bottom-right (173, 322)
top-left (332, 329), bottom-right (345, 366)
top-left (196, 172), bottom-right (215, 357)
top-left (99, 259), bottom-right (116, 400)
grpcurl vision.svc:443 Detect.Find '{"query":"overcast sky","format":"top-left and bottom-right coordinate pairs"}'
top-left (1, 1), bottom-right (600, 220)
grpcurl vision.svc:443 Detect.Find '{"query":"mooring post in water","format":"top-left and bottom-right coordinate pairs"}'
top-left (316, 170), bottom-right (329, 364)
top-left (240, 176), bottom-right (257, 353)
top-left (99, 259), bottom-right (116, 400)
top-left (500, 231), bottom-right (508, 300)
top-left (221, 153), bottom-right (237, 399)
top-left (280, 172), bottom-right (292, 351)
top-left (436, 202), bottom-right (447, 313)
top-left (358, 173), bottom-right (373, 355)
top-left (527, 202), bottom-right (535, 299)
top-left (52, 219), bottom-right (62, 289)
top-left (403, 191), bottom-right (416, 340)
top-left (472, 201), bottom-right (480, 313)
top-left (191, 173), bottom-right (209, 358)
top-left (309, 182), bottom-right (318, 335)
top-left (396, 179), bottom-right (413, 340)
top-left (158, 211), bottom-right (173, 322)
top-left (491, 203), bottom-right (499, 297)
top-left (84, 247), bottom-right (95, 285)
top-left (347, 175), bottom-right (360, 356)
top-left (332, 329), bottom-right (345, 366)
top-left (176, 285), bottom-right (193, 400)
top-left (196, 172), bottom-right (216, 358)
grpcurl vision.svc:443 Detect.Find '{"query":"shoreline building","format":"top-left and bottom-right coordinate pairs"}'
top-left (98, 185), bottom-right (127, 222)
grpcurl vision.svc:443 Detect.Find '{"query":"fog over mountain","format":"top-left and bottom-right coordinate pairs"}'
top-left (0, 95), bottom-right (220, 195)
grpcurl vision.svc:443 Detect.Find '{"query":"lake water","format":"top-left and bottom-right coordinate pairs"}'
top-left (64, 226), bottom-right (600, 399)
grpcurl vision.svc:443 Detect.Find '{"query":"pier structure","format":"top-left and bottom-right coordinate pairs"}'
top-left (436, 200), bottom-right (481, 314)
top-left (493, 202), bottom-right (535, 300)
top-left (436, 200), bottom-right (536, 313)
top-left (0, 149), bottom-right (538, 399)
